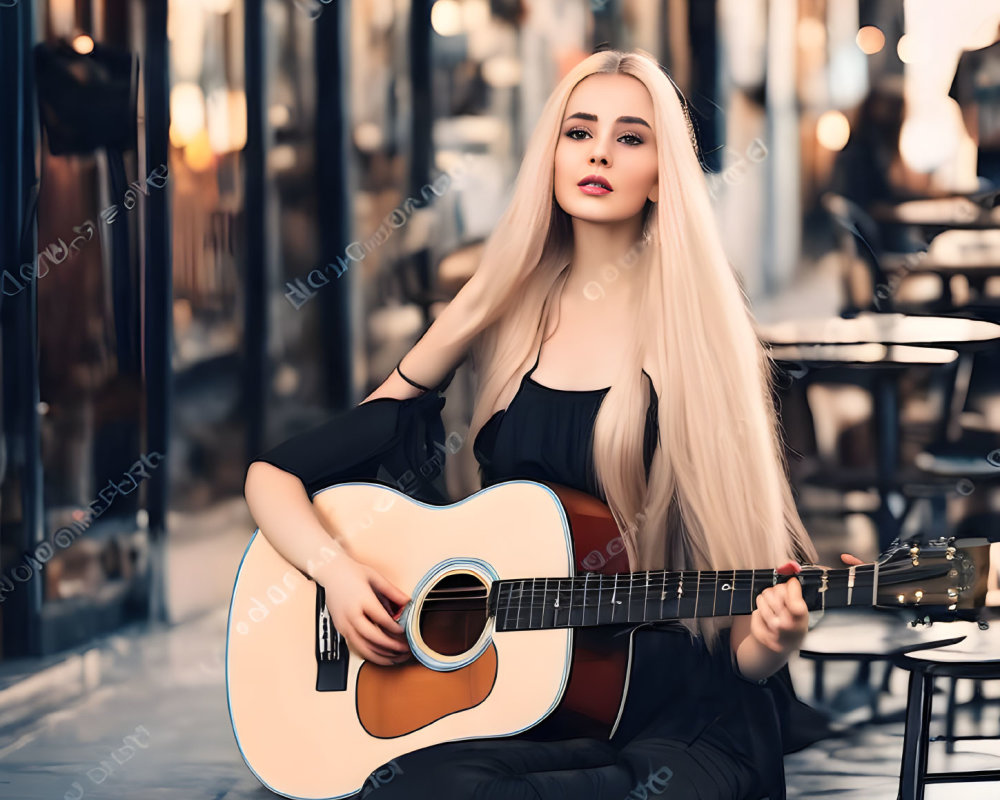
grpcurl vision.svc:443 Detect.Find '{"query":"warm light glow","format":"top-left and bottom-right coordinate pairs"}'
top-left (816, 110), bottom-right (851, 151)
top-left (227, 91), bottom-right (247, 152)
top-left (200, 0), bottom-right (235, 13)
top-left (896, 34), bottom-right (921, 64)
top-left (354, 122), bottom-right (383, 153)
top-left (856, 26), bottom-right (885, 54)
top-left (170, 83), bottom-right (206, 147)
top-left (482, 55), bottom-right (521, 88)
top-left (49, 0), bottom-right (76, 38)
top-left (168, 0), bottom-right (206, 80)
top-left (430, 0), bottom-right (463, 36)
top-left (207, 88), bottom-right (247, 154)
top-left (268, 104), bottom-right (291, 128)
top-left (899, 101), bottom-right (963, 172)
top-left (72, 34), bottom-right (95, 54)
top-left (268, 145), bottom-right (297, 173)
top-left (462, 0), bottom-right (491, 31)
top-left (184, 129), bottom-right (215, 172)
top-left (797, 17), bottom-right (826, 52)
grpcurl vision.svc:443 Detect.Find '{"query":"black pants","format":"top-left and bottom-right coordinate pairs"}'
top-left (353, 722), bottom-right (762, 800)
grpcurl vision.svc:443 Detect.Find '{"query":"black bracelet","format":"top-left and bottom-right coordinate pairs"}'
top-left (395, 359), bottom-right (433, 393)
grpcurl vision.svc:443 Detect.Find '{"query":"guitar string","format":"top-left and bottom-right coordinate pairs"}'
top-left (427, 569), bottom-right (882, 599)
top-left (421, 565), bottom-right (883, 598)
top-left (422, 570), bottom-right (884, 603)
top-left (420, 567), bottom-right (899, 616)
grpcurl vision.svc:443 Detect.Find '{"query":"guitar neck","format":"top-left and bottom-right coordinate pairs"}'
top-left (488, 566), bottom-right (880, 632)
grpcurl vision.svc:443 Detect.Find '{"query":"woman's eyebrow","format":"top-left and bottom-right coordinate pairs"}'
top-left (564, 111), bottom-right (651, 129)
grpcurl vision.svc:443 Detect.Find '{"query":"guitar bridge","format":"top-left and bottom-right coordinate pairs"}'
top-left (316, 584), bottom-right (348, 692)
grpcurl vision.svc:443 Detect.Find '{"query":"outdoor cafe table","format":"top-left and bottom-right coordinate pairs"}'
top-left (759, 313), bottom-right (1000, 550)
top-left (881, 229), bottom-right (1000, 304)
top-left (870, 197), bottom-right (1000, 235)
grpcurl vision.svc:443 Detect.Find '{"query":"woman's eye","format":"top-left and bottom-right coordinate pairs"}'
top-left (565, 128), bottom-right (643, 145)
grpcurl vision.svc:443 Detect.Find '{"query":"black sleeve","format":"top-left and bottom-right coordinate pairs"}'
top-left (247, 370), bottom-right (457, 504)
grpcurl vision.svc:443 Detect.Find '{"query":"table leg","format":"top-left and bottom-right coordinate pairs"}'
top-left (899, 670), bottom-right (933, 800)
top-left (873, 370), bottom-right (902, 552)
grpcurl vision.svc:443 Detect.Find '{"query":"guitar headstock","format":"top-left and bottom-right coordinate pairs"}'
top-left (873, 537), bottom-right (991, 611)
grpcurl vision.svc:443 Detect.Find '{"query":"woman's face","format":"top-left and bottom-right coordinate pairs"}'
top-left (553, 73), bottom-right (659, 224)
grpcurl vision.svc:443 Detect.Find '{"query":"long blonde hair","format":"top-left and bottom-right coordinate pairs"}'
top-left (462, 48), bottom-right (817, 645)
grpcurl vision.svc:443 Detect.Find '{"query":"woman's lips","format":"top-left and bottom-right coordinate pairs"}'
top-left (578, 175), bottom-right (613, 195)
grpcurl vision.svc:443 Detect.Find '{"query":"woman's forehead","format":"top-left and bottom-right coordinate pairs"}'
top-left (566, 73), bottom-right (654, 116)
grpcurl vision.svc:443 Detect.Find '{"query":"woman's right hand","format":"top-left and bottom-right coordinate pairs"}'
top-left (318, 555), bottom-right (412, 666)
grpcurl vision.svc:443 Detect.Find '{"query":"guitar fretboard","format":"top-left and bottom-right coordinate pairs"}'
top-left (489, 567), bottom-right (880, 632)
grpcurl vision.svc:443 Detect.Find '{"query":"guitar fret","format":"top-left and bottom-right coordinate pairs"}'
top-left (503, 582), bottom-right (512, 631)
top-left (728, 569), bottom-right (735, 616)
top-left (610, 574), bottom-right (619, 623)
top-left (517, 579), bottom-right (526, 630)
top-left (695, 571), bottom-right (702, 619)
top-left (712, 570), bottom-right (720, 617)
top-left (677, 570), bottom-right (695, 618)
top-left (731, 569), bottom-right (750, 616)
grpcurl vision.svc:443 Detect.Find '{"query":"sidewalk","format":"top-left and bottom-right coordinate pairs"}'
top-left (0, 604), bottom-right (271, 800)
top-left (0, 494), bottom-right (263, 799)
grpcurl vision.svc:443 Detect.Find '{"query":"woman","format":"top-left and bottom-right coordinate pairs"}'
top-left (245, 48), bottom-right (847, 799)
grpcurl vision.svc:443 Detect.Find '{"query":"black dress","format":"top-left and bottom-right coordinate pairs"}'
top-left (248, 348), bottom-right (828, 800)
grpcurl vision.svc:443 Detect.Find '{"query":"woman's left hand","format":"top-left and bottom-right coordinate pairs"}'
top-left (750, 562), bottom-right (810, 656)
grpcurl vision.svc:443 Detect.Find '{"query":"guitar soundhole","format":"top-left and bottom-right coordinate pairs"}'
top-left (419, 572), bottom-right (489, 657)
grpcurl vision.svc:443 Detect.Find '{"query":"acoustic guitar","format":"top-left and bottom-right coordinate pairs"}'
top-left (226, 479), bottom-right (990, 799)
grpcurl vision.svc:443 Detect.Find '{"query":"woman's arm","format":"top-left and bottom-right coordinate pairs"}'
top-left (362, 271), bottom-right (486, 403)
top-left (243, 368), bottom-right (424, 665)
top-left (243, 287), bottom-right (481, 663)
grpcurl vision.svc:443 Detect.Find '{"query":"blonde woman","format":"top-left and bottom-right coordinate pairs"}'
top-left (246, 48), bottom-right (848, 800)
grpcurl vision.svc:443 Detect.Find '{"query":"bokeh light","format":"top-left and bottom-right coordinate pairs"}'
top-left (856, 26), bottom-right (885, 55)
top-left (816, 110), bottom-right (851, 151)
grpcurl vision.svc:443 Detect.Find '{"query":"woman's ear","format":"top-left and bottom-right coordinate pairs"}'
top-left (647, 180), bottom-right (658, 204)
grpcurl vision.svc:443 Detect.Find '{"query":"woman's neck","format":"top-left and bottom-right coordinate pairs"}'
top-left (562, 217), bottom-right (648, 299)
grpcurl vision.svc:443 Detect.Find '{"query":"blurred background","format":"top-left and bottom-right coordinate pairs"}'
top-left (1, 0), bottom-right (1000, 797)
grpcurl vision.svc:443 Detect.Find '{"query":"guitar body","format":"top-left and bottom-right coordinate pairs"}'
top-left (227, 480), bottom-right (633, 800)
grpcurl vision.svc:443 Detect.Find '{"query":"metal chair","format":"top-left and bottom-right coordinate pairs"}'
top-left (892, 626), bottom-right (1000, 800)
